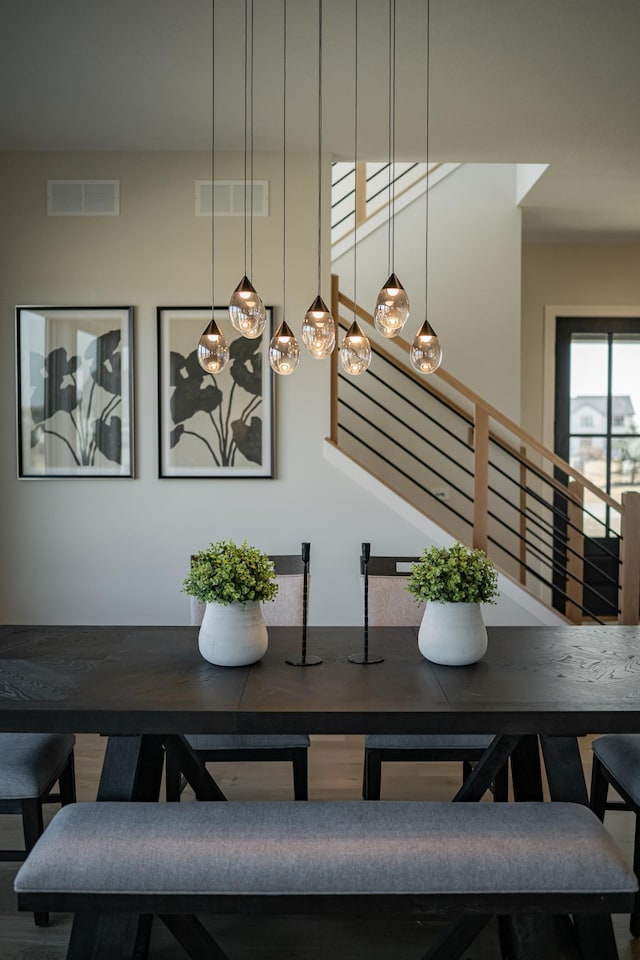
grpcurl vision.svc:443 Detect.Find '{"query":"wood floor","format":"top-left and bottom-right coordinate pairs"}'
top-left (1, 734), bottom-right (639, 959)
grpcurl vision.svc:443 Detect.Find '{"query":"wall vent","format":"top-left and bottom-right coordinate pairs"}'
top-left (195, 180), bottom-right (269, 217)
top-left (47, 180), bottom-right (120, 216)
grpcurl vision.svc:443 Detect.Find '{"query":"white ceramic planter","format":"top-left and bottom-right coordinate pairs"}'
top-left (417, 602), bottom-right (487, 666)
top-left (198, 600), bottom-right (268, 667)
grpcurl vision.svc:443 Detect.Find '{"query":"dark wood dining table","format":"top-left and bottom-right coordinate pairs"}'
top-left (2, 621), bottom-right (640, 958)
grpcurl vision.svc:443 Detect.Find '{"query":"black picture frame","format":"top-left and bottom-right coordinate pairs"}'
top-left (157, 306), bottom-right (274, 478)
top-left (16, 306), bottom-right (134, 478)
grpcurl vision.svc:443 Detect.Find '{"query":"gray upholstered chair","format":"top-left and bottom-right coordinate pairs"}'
top-left (590, 733), bottom-right (640, 937)
top-left (166, 548), bottom-right (311, 801)
top-left (360, 547), bottom-right (508, 801)
top-left (0, 732), bottom-right (76, 925)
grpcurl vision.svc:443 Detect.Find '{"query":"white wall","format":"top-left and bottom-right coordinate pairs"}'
top-left (333, 164), bottom-right (523, 419)
top-left (0, 150), bottom-right (452, 627)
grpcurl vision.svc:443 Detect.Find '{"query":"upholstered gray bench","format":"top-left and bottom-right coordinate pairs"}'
top-left (15, 800), bottom-right (637, 960)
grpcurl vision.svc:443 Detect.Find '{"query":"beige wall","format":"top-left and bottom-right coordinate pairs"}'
top-left (521, 244), bottom-right (640, 441)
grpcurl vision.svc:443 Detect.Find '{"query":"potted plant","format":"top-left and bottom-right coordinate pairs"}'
top-left (406, 542), bottom-right (499, 665)
top-left (183, 539), bottom-right (278, 666)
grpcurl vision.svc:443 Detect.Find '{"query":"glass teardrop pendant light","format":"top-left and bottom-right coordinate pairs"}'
top-left (340, 320), bottom-right (371, 376)
top-left (229, 0), bottom-right (265, 341)
top-left (269, 320), bottom-right (300, 375)
top-left (410, 319), bottom-right (442, 374)
top-left (373, 271), bottom-right (410, 337)
top-left (374, 0), bottom-right (409, 339)
top-left (411, 0), bottom-right (442, 376)
top-left (198, 318), bottom-right (230, 374)
top-left (271, 2), bottom-right (301, 378)
top-left (228, 275), bottom-right (266, 336)
top-left (197, 0), bottom-right (229, 375)
top-left (302, 295), bottom-right (335, 358)
top-left (339, 1), bottom-right (370, 378)
top-left (302, 0), bottom-right (336, 361)
top-left (229, 276), bottom-right (267, 338)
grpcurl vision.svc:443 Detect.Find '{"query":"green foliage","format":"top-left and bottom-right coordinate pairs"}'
top-left (406, 542), bottom-right (498, 604)
top-left (182, 539), bottom-right (278, 606)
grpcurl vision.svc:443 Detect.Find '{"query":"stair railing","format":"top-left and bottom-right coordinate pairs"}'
top-left (330, 275), bottom-right (640, 625)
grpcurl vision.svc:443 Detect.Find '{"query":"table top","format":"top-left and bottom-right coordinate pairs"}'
top-left (1, 623), bottom-right (640, 736)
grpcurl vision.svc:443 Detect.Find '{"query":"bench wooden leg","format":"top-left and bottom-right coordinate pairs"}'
top-left (160, 915), bottom-right (231, 960)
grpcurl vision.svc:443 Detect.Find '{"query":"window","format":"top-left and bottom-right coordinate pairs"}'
top-left (580, 415), bottom-right (594, 428)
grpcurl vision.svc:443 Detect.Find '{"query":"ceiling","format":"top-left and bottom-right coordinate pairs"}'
top-left (2, 0), bottom-right (639, 242)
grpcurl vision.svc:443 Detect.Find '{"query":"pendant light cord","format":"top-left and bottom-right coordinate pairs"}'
top-left (390, 0), bottom-right (397, 273)
top-left (242, 0), bottom-right (248, 277)
top-left (353, 0), bottom-right (358, 321)
top-left (249, 0), bottom-right (255, 282)
top-left (387, 0), bottom-right (392, 277)
top-left (283, 0), bottom-right (287, 323)
top-left (425, 0), bottom-right (430, 317)
top-left (317, 0), bottom-right (323, 294)
top-left (211, 0), bottom-right (216, 315)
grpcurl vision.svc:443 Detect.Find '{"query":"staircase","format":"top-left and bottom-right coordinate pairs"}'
top-left (328, 275), bottom-right (640, 626)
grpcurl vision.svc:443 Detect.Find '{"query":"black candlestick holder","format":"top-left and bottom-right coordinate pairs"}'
top-left (286, 542), bottom-right (322, 666)
top-left (348, 541), bottom-right (384, 664)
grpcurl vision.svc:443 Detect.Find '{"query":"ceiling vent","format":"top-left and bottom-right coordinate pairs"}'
top-left (47, 180), bottom-right (120, 216)
top-left (195, 180), bottom-right (269, 217)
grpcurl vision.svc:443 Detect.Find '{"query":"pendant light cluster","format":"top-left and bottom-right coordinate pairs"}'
top-left (198, 0), bottom-right (441, 380)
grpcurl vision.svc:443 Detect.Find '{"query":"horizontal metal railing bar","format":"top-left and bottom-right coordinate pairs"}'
top-left (485, 506), bottom-right (620, 607)
top-left (486, 535), bottom-right (613, 623)
top-left (331, 167), bottom-right (355, 188)
top-left (367, 165), bottom-right (421, 204)
top-left (484, 474), bottom-right (620, 586)
top-left (368, 344), bottom-right (476, 434)
top-left (488, 439), bottom-right (615, 540)
top-left (331, 192), bottom-right (355, 212)
top-left (338, 420), bottom-right (473, 530)
top-left (485, 429), bottom-right (616, 527)
top-left (346, 364), bottom-right (475, 461)
top-left (488, 453), bottom-right (619, 549)
top-left (338, 398), bottom-right (474, 506)
top-left (332, 211), bottom-right (355, 231)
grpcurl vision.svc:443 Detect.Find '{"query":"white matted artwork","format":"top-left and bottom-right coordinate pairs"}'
top-left (16, 305), bottom-right (134, 478)
top-left (157, 306), bottom-right (274, 478)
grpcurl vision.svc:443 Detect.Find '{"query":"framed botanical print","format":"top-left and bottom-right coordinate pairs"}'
top-left (157, 307), bottom-right (274, 478)
top-left (16, 306), bottom-right (134, 477)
